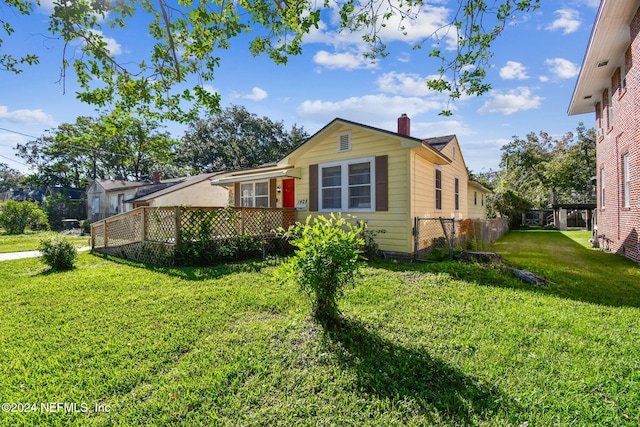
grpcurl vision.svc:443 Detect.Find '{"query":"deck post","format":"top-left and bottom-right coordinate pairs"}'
top-left (174, 206), bottom-right (181, 245)
top-left (142, 207), bottom-right (148, 242)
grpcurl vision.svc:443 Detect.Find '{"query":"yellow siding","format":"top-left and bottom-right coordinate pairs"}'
top-left (411, 137), bottom-right (470, 220)
top-left (288, 124), bottom-right (413, 253)
top-left (467, 184), bottom-right (491, 219)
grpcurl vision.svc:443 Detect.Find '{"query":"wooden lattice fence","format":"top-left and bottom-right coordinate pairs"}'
top-left (91, 206), bottom-right (296, 265)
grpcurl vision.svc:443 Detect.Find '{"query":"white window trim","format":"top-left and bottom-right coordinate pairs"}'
top-left (454, 176), bottom-right (460, 211)
top-left (435, 167), bottom-right (443, 211)
top-left (318, 157), bottom-right (375, 212)
top-left (240, 180), bottom-right (270, 208)
top-left (600, 167), bottom-right (606, 209)
top-left (608, 88), bottom-right (614, 129)
top-left (623, 153), bottom-right (630, 208)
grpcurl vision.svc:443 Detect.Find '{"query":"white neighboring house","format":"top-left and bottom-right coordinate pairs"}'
top-left (87, 172), bottom-right (228, 222)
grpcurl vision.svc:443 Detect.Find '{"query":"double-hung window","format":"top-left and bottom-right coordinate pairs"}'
top-left (454, 177), bottom-right (460, 211)
top-left (600, 168), bottom-right (606, 208)
top-left (435, 168), bottom-right (442, 210)
top-left (240, 181), bottom-right (269, 207)
top-left (623, 153), bottom-right (630, 208)
top-left (319, 158), bottom-right (374, 211)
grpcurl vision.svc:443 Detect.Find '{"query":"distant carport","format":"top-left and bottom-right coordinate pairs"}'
top-left (549, 203), bottom-right (597, 231)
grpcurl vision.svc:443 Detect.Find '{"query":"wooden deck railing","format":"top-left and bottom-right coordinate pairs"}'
top-left (91, 206), bottom-right (296, 250)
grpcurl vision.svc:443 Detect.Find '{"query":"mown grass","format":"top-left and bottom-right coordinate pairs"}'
top-left (493, 230), bottom-right (640, 307)
top-left (0, 231), bottom-right (89, 253)
top-left (0, 231), bottom-right (638, 426)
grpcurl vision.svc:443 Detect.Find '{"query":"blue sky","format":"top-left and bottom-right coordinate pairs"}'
top-left (0, 0), bottom-right (600, 177)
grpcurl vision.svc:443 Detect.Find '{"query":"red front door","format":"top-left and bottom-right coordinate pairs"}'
top-left (282, 178), bottom-right (295, 208)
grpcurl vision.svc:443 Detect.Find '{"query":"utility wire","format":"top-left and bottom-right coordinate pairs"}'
top-left (0, 126), bottom-right (130, 158)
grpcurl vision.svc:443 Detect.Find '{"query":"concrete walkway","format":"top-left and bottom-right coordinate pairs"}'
top-left (0, 246), bottom-right (92, 262)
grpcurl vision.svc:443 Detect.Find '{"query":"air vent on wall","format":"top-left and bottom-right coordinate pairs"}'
top-left (338, 132), bottom-right (351, 152)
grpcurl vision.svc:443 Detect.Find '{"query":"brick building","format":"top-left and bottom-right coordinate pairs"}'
top-left (569, 0), bottom-right (640, 263)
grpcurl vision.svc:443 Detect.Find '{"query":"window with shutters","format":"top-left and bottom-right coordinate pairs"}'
top-left (319, 157), bottom-right (374, 212)
top-left (435, 168), bottom-right (442, 210)
top-left (337, 131), bottom-right (351, 152)
top-left (240, 181), bottom-right (269, 207)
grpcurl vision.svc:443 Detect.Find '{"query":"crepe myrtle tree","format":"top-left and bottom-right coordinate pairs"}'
top-left (1, 0), bottom-right (539, 121)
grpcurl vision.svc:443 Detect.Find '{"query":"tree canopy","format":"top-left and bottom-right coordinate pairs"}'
top-left (1, 0), bottom-right (540, 120)
top-left (15, 113), bottom-right (179, 187)
top-left (176, 105), bottom-right (308, 172)
top-left (488, 123), bottom-right (596, 220)
top-left (0, 163), bottom-right (24, 193)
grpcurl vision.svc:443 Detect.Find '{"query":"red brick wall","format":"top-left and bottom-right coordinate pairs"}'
top-left (595, 5), bottom-right (640, 263)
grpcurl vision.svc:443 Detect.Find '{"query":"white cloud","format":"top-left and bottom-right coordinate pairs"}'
top-left (376, 72), bottom-right (445, 97)
top-left (306, 3), bottom-right (458, 59)
top-left (500, 61), bottom-right (529, 80)
top-left (297, 94), bottom-right (447, 131)
top-left (230, 87), bottom-right (268, 101)
top-left (545, 58), bottom-right (580, 79)
top-left (0, 106), bottom-right (57, 127)
top-left (413, 120), bottom-right (475, 138)
top-left (478, 87), bottom-right (543, 115)
top-left (313, 50), bottom-right (376, 70)
top-left (546, 9), bottom-right (581, 35)
top-left (539, 75), bottom-right (550, 82)
top-left (243, 87), bottom-right (268, 101)
top-left (88, 30), bottom-right (122, 55)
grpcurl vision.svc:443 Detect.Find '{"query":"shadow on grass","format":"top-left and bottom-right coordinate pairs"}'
top-left (493, 230), bottom-right (640, 308)
top-left (321, 316), bottom-right (518, 425)
top-left (374, 230), bottom-right (640, 309)
top-left (88, 251), bottom-right (278, 281)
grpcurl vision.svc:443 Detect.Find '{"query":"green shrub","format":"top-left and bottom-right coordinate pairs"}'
top-left (175, 235), bottom-right (264, 266)
top-left (357, 221), bottom-right (385, 260)
top-left (39, 238), bottom-right (78, 271)
top-left (0, 200), bottom-right (49, 234)
top-left (276, 213), bottom-right (365, 323)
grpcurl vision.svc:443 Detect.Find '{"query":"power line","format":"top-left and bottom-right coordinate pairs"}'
top-left (0, 126), bottom-right (130, 158)
top-left (0, 153), bottom-right (28, 167)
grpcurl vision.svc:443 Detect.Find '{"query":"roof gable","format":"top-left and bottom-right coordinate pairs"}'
top-left (280, 117), bottom-right (450, 165)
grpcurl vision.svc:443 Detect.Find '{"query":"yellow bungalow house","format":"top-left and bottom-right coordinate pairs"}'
top-left (211, 115), bottom-right (486, 258)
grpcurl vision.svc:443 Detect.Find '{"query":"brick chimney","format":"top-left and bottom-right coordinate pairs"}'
top-left (398, 114), bottom-right (410, 136)
top-left (152, 171), bottom-right (160, 184)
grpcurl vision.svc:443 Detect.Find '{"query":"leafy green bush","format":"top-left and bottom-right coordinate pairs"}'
top-left (175, 235), bottom-right (264, 266)
top-left (356, 221), bottom-right (385, 260)
top-left (0, 200), bottom-right (49, 234)
top-left (39, 238), bottom-right (78, 271)
top-left (276, 213), bottom-right (365, 323)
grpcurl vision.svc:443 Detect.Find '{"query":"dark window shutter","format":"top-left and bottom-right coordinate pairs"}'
top-left (309, 164), bottom-right (318, 212)
top-left (269, 178), bottom-right (277, 208)
top-left (375, 155), bottom-right (388, 211)
top-left (234, 182), bottom-right (240, 207)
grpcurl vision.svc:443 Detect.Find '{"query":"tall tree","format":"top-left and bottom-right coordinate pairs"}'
top-left (0, 163), bottom-right (24, 193)
top-left (495, 123), bottom-right (596, 210)
top-left (15, 113), bottom-right (178, 187)
top-left (176, 105), bottom-right (308, 172)
top-left (1, 0), bottom-right (540, 120)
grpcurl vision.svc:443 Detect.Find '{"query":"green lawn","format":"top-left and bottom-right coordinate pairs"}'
top-left (0, 231), bottom-right (638, 426)
top-left (0, 231), bottom-right (89, 253)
